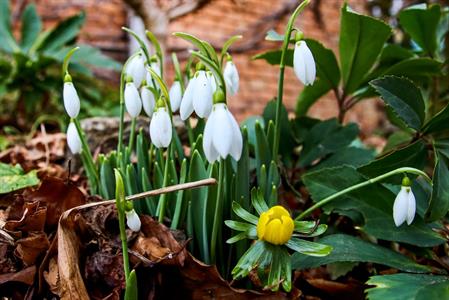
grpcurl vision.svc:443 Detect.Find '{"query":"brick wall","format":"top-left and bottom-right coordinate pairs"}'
top-left (10, 0), bottom-right (383, 135)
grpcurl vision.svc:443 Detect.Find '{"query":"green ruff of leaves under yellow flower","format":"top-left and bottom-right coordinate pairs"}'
top-left (257, 205), bottom-right (294, 245)
top-left (225, 188), bottom-right (332, 292)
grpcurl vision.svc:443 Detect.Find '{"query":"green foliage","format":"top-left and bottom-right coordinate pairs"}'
top-left (0, 162), bottom-right (39, 193)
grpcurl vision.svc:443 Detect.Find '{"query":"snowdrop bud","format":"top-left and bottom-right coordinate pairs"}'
top-left (180, 76), bottom-right (197, 120)
top-left (223, 60), bottom-right (239, 96)
top-left (169, 80), bottom-right (182, 112)
top-left (124, 80), bottom-right (142, 118)
top-left (193, 70), bottom-right (213, 118)
top-left (393, 176), bottom-right (416, 227)
top-left (293, 40), bottom-right (316, 86)
top-left (150, 106), bottom-right (172, 148)
top-left (203, 98), bottom-right (242, 163)
top-left (63, 75), bottom-right (80, 118)
top-left (66, 121), bottom-right (82, 154)
top-left (125, 53), bottom-right (146, 88)
top-left (125, 209), bottom-right (141, 232)
top-left (141, 85), bottom-right (155, 117)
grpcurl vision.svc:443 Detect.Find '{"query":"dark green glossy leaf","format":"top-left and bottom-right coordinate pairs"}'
top-left (339, 3), bottom-right (391, 94)
top-left (313, 146), bottom-right (375, 171)
top-left (422, 103), bottom-right (449, 134)
top-left (370, 76), bottom-right (425, 131)
top-left (366, 274), bottom-right (449, 300)
top-left (292, 234), bottom-right (431, 273)
top-left (425, 153), bottom-right (449, 222)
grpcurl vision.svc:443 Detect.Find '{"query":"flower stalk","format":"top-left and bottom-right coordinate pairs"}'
top-left (295, 167), bottom-right (432, 221)
top-left (210, 158), bottom-right (225, 264)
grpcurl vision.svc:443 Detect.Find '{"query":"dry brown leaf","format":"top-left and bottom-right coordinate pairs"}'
top-left (4, 200), bottom-right (47, 233)
top-left (14, 232), bottom-right (50, 266)
top-left (0, 265), bottom-right (36, 285)
top-left (43, 257), bottom-right (59, 295)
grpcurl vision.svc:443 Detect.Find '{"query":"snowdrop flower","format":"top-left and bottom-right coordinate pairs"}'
top-left (180, 76), bottom-right (197, 120)
top-left (208, 72), bottom-right (217, 93)
top-left (141, 84), bottom-right (155, 117)
top-left (125, 52), bottom-right (146, 88)
top-left (169, 80), bottom-right (182, 112)
top-left (150, 99), bottom-right (172, 148)
top-left (125, 209), bottom-right (141, 232)
top-left (203, 90), bottom-right (242, 163)
top-left (66, 121), bottom-right (81, 154)
top-left (63, 75), bottom-right (80, 118)
top-left (393, 177), bottom-right (416, 227)
top-left (293, 40), bottom-right (316, 86)
top-left (193, 70), bottom-right (213, 118)
top-left (223, 60), bottom-right (239, 96)
top-left (124, 78), bottom-right (142, 118)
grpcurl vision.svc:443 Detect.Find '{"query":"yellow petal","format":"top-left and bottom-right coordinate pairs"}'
top-left (257, 211), bottom-right (269, 240)
top-left (265, 219), bottom-right (283, 245)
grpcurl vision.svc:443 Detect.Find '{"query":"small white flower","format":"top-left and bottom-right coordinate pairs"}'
top-left (393, 186), bottom-right (416, 227)
top-left (66, 122), bottom-right (82, 154)
top-left (169, 81), bottom-right (182, 112)
top-left (293, 41), bottom-right (316, 86)
top-left (125, 209), bottom-right (141, 232)
top-left (203, 103), bottom-right (242, 163)
top-left (150, 107), bottom-right (172, 148)
top-left (223, 61), bottom-right (239, 96)
top-left (208, 72), bottom-right (217, 93)
top-left (193, 71), bottom-right (213, 118)
top-left (141, 86), bottom-right (155, 117)
top-left (124, 82), bottom-right (142, 118)
top-left (126, 53), bottom-right (146, 88)
top-left (63, 82), bottom-right (80, 118)
top-left (180, 77), bottom-right (197, 120)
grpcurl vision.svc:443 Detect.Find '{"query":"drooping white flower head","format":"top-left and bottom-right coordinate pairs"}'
top-left (180, 76), bottom-right (197, 120)
top-left (208, 72), bottom-right (217, 94)
top-left (141, 85), bottom-right (155, 117)
top-left (293, 40), bottom-right (316, 86)
top-left (125, 52), bottom-right (146, 88)
top-left (124, 80), bottom-right (142, 118)
top-left (393, 178), bottom-right (416, 227)
top-left (63, 77), bottom-right (80, 118)
top-left (193, 70), bottom-right (213, 118)
top-left (66, 121), bottom-right (82, 154)
top-left (125, 209), bottom-right (141, 232)
top-left (169, 80), bottom-right (182, 112)
top-left (203, 91), bottom-right (242, 163)
top-left (223, 60), bottom-right (239, 96)
top-left (150, 103), bottom-right (172, 148)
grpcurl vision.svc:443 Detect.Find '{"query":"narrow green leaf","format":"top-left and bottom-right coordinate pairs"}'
top-left (224, 220), bottom-right (254, 232)
top-left (20, 4), bottom-right (42, 52)
top-left (124, 270), bottom-right (138, 300)
top-left (286, 237), bottom-right (332, 257)
top-left (232, 201), bottom-right (259, 225)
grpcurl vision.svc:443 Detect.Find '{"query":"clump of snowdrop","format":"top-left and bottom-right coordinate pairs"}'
top-left (63, 74), bottom-right (80, 118)
top-left (66, 121), bottom-right (82, 154)
top-left (126, 52), bottom-right (146, 88)
top-left (124, 76), bottom-right (142, 118)
top-left (203, 89), bottom-right (242, 163)
top-left (393, 176), bottom-right (416, 227)
top-left (149, 97), bottom-right (172, 148)
top-left (223, 56), bottom-right (239, 96)
top-left (141, 82), bottom-right (156, 117)
top-left (293, 32), bottom-right (316, 86)
top-left (169, 80), bottom-right (182, 112)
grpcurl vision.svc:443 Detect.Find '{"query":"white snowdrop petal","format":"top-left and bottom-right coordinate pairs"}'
top-left (149, 111), bottom-right (162, 148)
top-left (224, 62), bottom-right (239, 96)
top-left (393, 187), bottom-right (408, 227)
top-left (66, 122), bottom-right (82, 154)
top-left (158, 109), bottom-right (173, 148)
top-left (63, 82), bottom-right (80, 118)
top-left (406, 189), bottom-right (416, 225)
top-left (293, 42), bottom-right (307, 85)
top-left (299, 41), bottom-right (316, 85)
top-left (203, 109), bottom-right (219, 163)
top-left (126, 54), bottom-right (145, 88)
top-left (212, 104), bottom-right (233, 159)
top-left (227, 109), bottom-right (243, 161)
top-left (193, 71), bottom-right (213, 118)
top-left (208, 73), bottom-right (217, 93)
top-left (126, 209), bottom-right (141, 232)
top-left (180, 78), bottom-right (196, 120)
top-left (169, 81), bottom-right (182, 112)
top-left (141, 87), bottom-right (155, 117)
top-left (124, 83), bottom-right (142, 118)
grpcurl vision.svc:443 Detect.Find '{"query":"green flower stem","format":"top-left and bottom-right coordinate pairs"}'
top-left (157, 143), bottom-right (172, 223)
top-left (128, 118), bottom-right (137, 152)
top-left (295, 167), bottom-right (432, 221)
top-left (117, 70), bottom-right (126, 166)
top-left (73, 118), bottom-right (99, 193)
top-left (211, 158), bottom-right (225, 264)
top-left (273, 0), bottom-right (310, 160)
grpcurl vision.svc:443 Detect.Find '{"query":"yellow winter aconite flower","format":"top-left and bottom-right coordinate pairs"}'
top-left (257, 206), bottom-right (294, 245)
